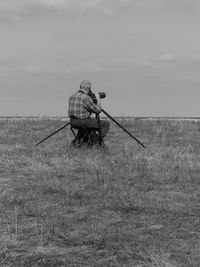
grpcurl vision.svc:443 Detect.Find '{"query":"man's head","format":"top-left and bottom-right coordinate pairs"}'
top-left (80, 80), bottom-right (91, 94)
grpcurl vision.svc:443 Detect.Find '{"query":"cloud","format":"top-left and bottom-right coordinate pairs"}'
top-left (0, 0), bottom-right (108, 20)
top-left (157, 53), bottom-right (176, 61)
top-left (1, 0), bottom-right (200, 21)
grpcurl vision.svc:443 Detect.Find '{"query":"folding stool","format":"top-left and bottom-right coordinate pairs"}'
top-left (70, 125), bottom-right (102, 148)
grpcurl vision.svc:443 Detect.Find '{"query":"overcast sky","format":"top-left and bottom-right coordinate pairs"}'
top-left (0, 0), bottom-right (200, 117)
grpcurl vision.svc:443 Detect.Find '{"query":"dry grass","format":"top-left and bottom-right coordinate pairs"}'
top-left (0, 118), bottom-right (200, 266)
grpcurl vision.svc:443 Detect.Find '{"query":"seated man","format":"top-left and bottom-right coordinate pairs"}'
top-left (68, 80), bottom-right (110, 146)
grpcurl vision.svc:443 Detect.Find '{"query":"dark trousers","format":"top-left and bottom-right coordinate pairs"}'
top-left (70, 117), bottom-right (110, 139)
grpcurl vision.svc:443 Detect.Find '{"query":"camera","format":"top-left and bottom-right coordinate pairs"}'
top-left (89, 91), bottom-right (106, 104)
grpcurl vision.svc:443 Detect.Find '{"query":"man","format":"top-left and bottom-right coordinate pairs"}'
top-left (68, 80), bottom-right (110, 145)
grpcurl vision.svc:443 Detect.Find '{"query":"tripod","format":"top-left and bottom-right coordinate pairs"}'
top-left (35, 109), bottom-right (146, 148)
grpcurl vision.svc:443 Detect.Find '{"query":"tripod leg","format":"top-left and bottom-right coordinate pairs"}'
top-left (96, 114), bottom-right (103, 146)
top-left (35, 122), bottom-right (70, 146)
top-left (101, 109), bottom-right (146, 148)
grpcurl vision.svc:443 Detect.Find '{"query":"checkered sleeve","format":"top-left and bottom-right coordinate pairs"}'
top-left (84, 95), bottom-right (101, 114)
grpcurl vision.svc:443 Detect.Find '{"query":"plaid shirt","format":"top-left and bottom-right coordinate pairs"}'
top-left (68, 90), bottom-right (101, 119)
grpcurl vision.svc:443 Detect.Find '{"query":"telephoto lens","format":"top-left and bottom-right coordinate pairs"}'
top-left (98, 92), bottom-right (106, 99)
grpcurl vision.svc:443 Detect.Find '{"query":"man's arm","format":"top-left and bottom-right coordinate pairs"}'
top-left (85, 95), bottom-right (101, 114)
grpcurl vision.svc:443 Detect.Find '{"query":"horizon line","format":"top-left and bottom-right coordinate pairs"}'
top-left (1, 116), bottom-right (200, 120)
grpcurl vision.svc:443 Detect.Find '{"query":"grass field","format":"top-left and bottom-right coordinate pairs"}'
top-left (0, 117), bottom-right (200, 266)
